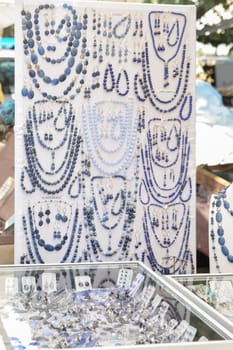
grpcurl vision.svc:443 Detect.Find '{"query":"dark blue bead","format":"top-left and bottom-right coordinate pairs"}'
top-left (224, 200), bottom-right (230, 209)
top-left (44, 76), bottom-right (51, 83)
top-left (38, 239), bottom-right (45, 247)
top-left (65, 68), bottom-right (71, 75)
top-left (222, 245), bottom-right (229, 256)
top-left (68, 57), bottom-right (75, 68)
top-left (37, 69), bottom-right (44, 78)
top-left (218, 237), bottom-right (225, 246)
top-left (45, 244), bottom-right (54, 252)
top-left (28, 38), bottom-right (35, 48)
top-left (227, 255), bottom-right (233, 263)
top-left (31, 53), bottom-right (38, 64)
top-left (76, 63), bottom-right (83, 74)
top-left (71, 48), bottom-right (77, 56)
top-left (29, 70), bottom-right (35, 78)
top-left (217, 227), bottom-right (224, 236)
top-left (52, 79), bottom-right (59, 85)
top-left (28, 90), bottom-right (34, 99)
top-left (21, 87), bottom-right (28, 96)
top-left (38, 45), bottom-right (45, 55)
top-left (216, 211), bottom-right (222, 223)
top-left (59, 74), bottom-right (66, 82)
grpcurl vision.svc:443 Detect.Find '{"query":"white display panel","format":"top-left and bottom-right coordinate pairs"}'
top-left (14, 0), bottom-right (196, 274)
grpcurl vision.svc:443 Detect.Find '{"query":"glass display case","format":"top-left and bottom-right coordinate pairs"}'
top-left (0, 261), bottom-right (233, 350)
top-left (168, 273), bottom-right (233, 336)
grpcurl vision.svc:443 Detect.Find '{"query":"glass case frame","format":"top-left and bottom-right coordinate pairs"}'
top-left (0, 261), bottom-right (233, 350)
top-left (168, 272), bottom-right (233, 336)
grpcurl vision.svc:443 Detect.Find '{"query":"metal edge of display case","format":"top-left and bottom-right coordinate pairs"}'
top-left (166, 273), bottom-right (233, 336)
top-left (0, 262), bottom-right (233, 349)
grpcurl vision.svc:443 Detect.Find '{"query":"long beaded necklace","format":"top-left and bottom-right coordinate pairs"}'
top-left (142, 42), bottom-right (190, 113)
top-left (21, 4), bottom-right (89, 100)
top-left (147, 203), bottom-right (186, 248)
top-left (79, 141), bottom-right (140, 261)
top-left (21, 204), bottom-right (80, 264)
top-left (82, 100), bottom-right (138, 176)
top-left (148, 11), bottom-right (187, 88)
top-left (31, 100), bottom-right (74, 172)
top-left (143, 206), bottom-right (192, 274)
top-left (209, 187), bottom-right (233, 273)
top-left (147, 118), bottom-right (181, 169)
top-left (141, 130), bottom-right (190, 205)
top-left (21, 102), bottom-right (82, 195)
top-left (91, 175), bottom-right (127, 231)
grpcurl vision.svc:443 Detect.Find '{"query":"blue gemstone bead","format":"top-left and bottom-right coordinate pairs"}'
top-left (68, 57), bottom-right (75, 68)
top-left (52, 79), bottom-right (59, 86)
top-left (21, 87), bottom-right (28, 96)
top-left (37, 69), bottom-right (45, 78)
top-left (218, 237), bottom-right (225, 246)
top-left (221, 245), bottom-right (229, 256)
top-left (216, 211), bottom-right (222, 223)
top-left (76, 63), bottom-right (83, 74)
top-left (45, 244), bottom-right (54, 252)
top-left (28, 38), bottom-right (34, 48)
top-left (31, 53), bottom-right (38, 64)
top-left (59, 74), bottom-right (66, 82)
top-left (224, 200), bottom-right (230, 209)
top-left (38, 45), bottom-right (45, 55)
top-left (217, 227), bottom-right (224, 236)
top-left (28, 90), bottom-right (34, 99)
top-left (44, 76), bottom-right (51, 84)
top-left (65, 68), bottom-right (71, 75)
top-left (38, 239), bottom-right (45, 247)
top-left (227, 255), bottom-right (233, 263)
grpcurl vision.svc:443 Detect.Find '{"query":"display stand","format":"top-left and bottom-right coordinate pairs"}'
top-left (209, 183), bottom-right (233, 273)
top-left (14, 0), bottom-right (196, 274)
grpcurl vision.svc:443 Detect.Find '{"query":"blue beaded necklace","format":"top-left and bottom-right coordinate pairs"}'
top-left (141, 42), bottom-right (190, 113)
top-left (82, 100), bottom-right (138, 176)
top-left (148, 11), bottom-right (187, 88)
top-left (209, 187), bottom-right (233, 272)
top-left (147, 203), bottom-right (186, 248)
top-left (21, 101), bottom-right (81, 195)
top-left (90, 175), bottom-right (127, 231)
top-left (143, 206), bottom-right (193, 274)
top-left (147, 118), bottom-right (181, 169)
top-left (21, 204), bottom-right (80, 264)
top-left (77, 141), bottom-right (140, 261)
top-left (21, 4), bottom-right (89, 100)
top-left (180, 94), bottom-right (193, 121)
top-left (141, 129), bottom-right (190, 205)
top-left (112, 14), bottom-right (132, 39)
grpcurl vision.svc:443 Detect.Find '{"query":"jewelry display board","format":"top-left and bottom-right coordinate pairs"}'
top-left (14, 0), bottom-right (196, 273)
top-left (209, 184), bottom-right (233, 273)
top-left (0, 261), bottom-right (233, 350)
top-left (168, 273), bottom-right (233, 336)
